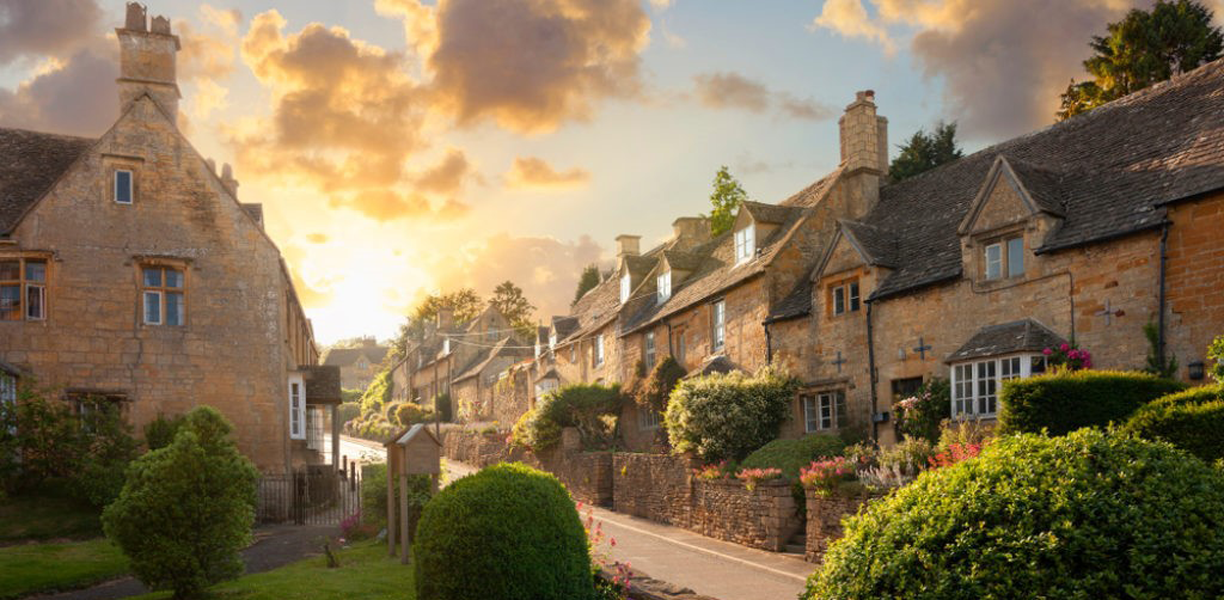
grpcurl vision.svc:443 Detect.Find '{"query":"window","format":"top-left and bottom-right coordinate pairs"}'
top-left (1007, 237), bottom-right (1025, 278)
top-left (595, 334), bottom-right (605, 367)
top-left (114, 170), bottom-right (133, 204)
top-left (984, 243), bottom-right (1002, 280)
top-left (306, 406), bottom-right (325, 450)
top-left (657, 271), bottom-right (672, 304)
top-left (804, 391), bottom-right (846, 432)
top-left (712, 300), bottom-right (726, 352)
top-left (891, 377), bottom-right (924, 400)
top-left (675, 329), bottom-right (686, 365)
top-left (639, 407), bottom-right (661, 430)
top-left (142, 266), bottom-right (184, 326)
top-left (69, 392), bottom-right (128, 433)
top-left (849, 282), bottom-right (860, 312)
top-left (289, 376), bottom-right (305, 439)
top-left (951, 354), bottom-right (1047, 419)
top-left (0, 258), bottom-right (46, 321)
top-left (644, 331), bottom-right (656, 369)
top-left (734, 226), bottom-right (755, 264)
top-left (549, 332), bottom-right (558, 350)
top-left (833, 286), bottom-right (845, 315)
top-left (620, 273), bottom-right (631, 303)
top-left (831, 280), bottom-right (860, 316)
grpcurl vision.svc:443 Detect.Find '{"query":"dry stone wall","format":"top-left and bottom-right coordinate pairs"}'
top-left (805, 488), bottom-right (878, 563)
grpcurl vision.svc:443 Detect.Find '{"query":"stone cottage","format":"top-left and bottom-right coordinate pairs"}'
top-left (0, 3), bottom-right (339, 473)
top-left (322, 338), bottom-right (389, 391)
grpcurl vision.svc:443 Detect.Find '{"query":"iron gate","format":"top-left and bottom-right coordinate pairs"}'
top-left (256, 464), bottom-right (362, 526)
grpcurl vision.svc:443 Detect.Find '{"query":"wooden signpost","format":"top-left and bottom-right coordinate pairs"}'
top-left (383, 424), bottom-right (442, 564)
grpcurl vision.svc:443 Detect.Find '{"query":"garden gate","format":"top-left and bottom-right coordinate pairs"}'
top-left (256, 464), bottom-right (362, 526)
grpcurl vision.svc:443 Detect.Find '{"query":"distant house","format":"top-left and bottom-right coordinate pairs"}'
top-left (0, 3), bottom-right (340, 473)
top-left (323, 338), bottom-right (389, 391)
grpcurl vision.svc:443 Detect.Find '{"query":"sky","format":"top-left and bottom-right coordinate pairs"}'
top-left (2, 0), bottom-right (1220, 345)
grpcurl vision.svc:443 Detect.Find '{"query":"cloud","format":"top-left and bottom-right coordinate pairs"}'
top-left (377, 0), bottom-right (652, 134)
top-left (649, 0), bottom-right (674, 10)
top-left (504, 157), bottom-right (592, 190)
top-left (413, 148), bottom-right (478, 195)
top-left (810, 0), bottom-right (895, 53)
top-left (692, 71), bottom-right (835, 121)
top-left (0, 0), bottom-right (101, 65)
top-left (0, 45), bottom-right (118, 135)
top-left (306, 233), bottom-right (329, 244)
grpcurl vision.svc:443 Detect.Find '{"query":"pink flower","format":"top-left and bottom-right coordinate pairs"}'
top-left (1067, 350), bottom-right (1080, 360)
top-left (610, 537), bottom-right (617, 547)
top-left (1043, 348), bottom-right (1053, 356)
top-left (1060, 343), bottom-right (1070, 352)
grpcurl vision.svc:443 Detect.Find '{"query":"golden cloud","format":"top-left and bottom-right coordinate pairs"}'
top-left (692, 71), bottom-right (834, 121)
top-left (504, 157), bottom-right (592, 190)
top-left (0, 0), bottom-right (101, 64)
top-left (413, 148), bottom-right (478, 195)
top-left (306, 233), bottom-right (329, 244)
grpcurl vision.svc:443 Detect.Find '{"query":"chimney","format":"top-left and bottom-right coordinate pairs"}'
top-left (671, 217), bottom-right (711, 250)
top-left (437, 307), bottom-right (454, 331)
top-left (220, 163), bottom-right (240, 198)
top-left (116, 2), bottom-right (181, 123)
top-left (615, 235), bottom-right (641, 259)
top-left (838, 90), bottom-right (888, 212)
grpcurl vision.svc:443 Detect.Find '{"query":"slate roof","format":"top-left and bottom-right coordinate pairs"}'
top-left (662, 249), bottom-right (703, 272)
top-left (864, 57), bottom-right (1224, 300)
top-left (841, 219), bottom-right (898, 268)
top-left (945, 319), bottom-right (1066, 363)
top-left (552, 316), bottom-right (579, 341)
top-left (741, 200), bottom-right (794, 224)
top-left (0, 127), bottom-right (94, 234)
top-left (323, 344), bottom-right (390, 367)
top-left (765, 279), bottom-right (812, 323)
top-left (304, 365), bottom-right (342, 405)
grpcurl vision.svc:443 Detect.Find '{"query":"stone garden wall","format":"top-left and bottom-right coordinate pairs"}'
top-left (805, 488), bottom-right (879, 563)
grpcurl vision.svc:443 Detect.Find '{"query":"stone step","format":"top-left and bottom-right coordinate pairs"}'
top-left (784, 543), bottom-right (806, 555)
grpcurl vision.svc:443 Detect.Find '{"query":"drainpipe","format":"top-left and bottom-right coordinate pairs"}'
top-left (866, 300), bottom-right (879, 443)
top-left (763, 320), bottom-right (774, 365)
top-left (1158, 222), bottom-right (1169, 368)
top-left (666, 321), bottom-right (674, 356)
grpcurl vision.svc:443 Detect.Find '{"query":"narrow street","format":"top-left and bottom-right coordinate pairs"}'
top-left (344, 436), bottom-right (813, 600)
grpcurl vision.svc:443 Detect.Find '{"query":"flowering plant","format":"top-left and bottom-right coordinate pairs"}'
top-left (691, 460), bottom-right (736, 481)
top-left (894, 378), bottom-right (951, 443)
top-left (1043, 342), bottom-right (1093, 371)
top-left (581, 502), bottom-right (630, 599)
top-left (928, 442), bottom-right (983, 469)
top-left (799, 456), bottom-right (857, 494)
top-left (735, 467), bottom-right (783, 491)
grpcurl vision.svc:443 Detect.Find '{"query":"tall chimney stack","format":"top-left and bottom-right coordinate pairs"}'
top-left (838, 90), bottom-right (888, 213)
top-left (671, 217), bottom-right (711, 250)
top-left (615, 235), bottom-right (641, 260)
top-left (116, 2), bottom-right (181, 123)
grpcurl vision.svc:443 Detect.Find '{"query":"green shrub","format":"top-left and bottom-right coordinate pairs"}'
top-left (433, 393), bottom-right (453, 423)
top-left (142, 414), bottom-right (186, 451)
top-left (360, 369), bottom-right (394, 416)
top-left (360, 462), bottom-right (432, 529)
top-left (395, 403), bottom-right (433, 428)
top-left (103, 406), bottom-right (257, 600)
top-left (740, 434), bottom-right (845, 478)
top-left (71, 402), bottom-right (139, 508)
top-left (510, 384), bottom-right (622, 452)
top-left (805, 429), bottom-right (1224, 600)
top-left (1210, 335), bottom-right (1224, 383)
top-left (634, 356), bottom-right (686, 409)
top-left (1125, 384), bottom-right (1224, 462)
top-left (894, 378), bottom-right (950, 443)
top-left (336, 401), bottom-right (361, 425)
top-left (998, 370), bottom-right (1184, 436)
top-left (664, 366), bottom-right (798, 462)
top-left (414, 463), bottom-right (594, 600)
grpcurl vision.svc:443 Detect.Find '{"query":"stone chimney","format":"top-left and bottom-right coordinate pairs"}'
top-left (220, 163), bottom-right (240, 198)
top-left (437, 307), bottom-right (454, 331)
top-left (838, 90), bottom-right (888, 212)
top-left (615, 235), bottom-right (641, 260)
top-left (116, 2), bottom-right (181, 123)
top-left (671, 217), bottom-right (711, 250)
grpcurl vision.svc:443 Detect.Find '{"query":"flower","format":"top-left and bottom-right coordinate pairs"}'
top-left (1043, 348), bottom-right (1053, 355)
top-left (1060, 343), bottom-right (1070, 352)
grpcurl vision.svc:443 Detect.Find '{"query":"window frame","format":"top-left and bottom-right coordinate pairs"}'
top-left (1006, 237), bottom-right (1025, 278)
top-left (644, 331), bottom-right (656, 369)
top-left (0, 257), bottom-right (48, 322)
top-left (711, 300), bottom-right (726, 352)
top-left (595, 334), bottom-right (605, 367)
top-left (639, 405), bottom-right (661, 430)
top-left (734, 226), bottom-right (755, 265)
top-left (830, 278), bottom-right (861, 317)
top-left (114, 169), bottom-right (134, 205)
top-left (832, 285), bottom-right (845, 315)
top-left (140, 265), bottom-right (186, 327)
top-left (620, 272), bottom-right (631, 303)
top-left (984, 242), bottom-right (1003, 280)
top-left (950, 353), bottom-right (1047, 419)
top-left (656, 270), bottom-right (672, 304)
top-left (803, 390), bottom-right (845, 433)
top-left (288, 374), bottom-right (305, 440)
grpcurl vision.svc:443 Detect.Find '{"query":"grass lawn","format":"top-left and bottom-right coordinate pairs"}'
top-left (0, 490), bottom-right (103, 542)
top-left (132, 540), bottom-right (413, 600)
top-left (0, 538), bottom-right (129, 599)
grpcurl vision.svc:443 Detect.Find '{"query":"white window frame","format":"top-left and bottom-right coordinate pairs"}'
top-left (984, 243), bottom-right (1003, 280)
top-left (114, 170), bottom-right (134, 205)
top-left (804, 391), bottom-right (845, 433)
top-left (288, 374), bottom-right (305, 440)
top-left (644, 331), bottom-right (656, 369)
top-left (950, 353), bottom-right (1047, 419)
top-left (712, 300), bottom-right (726, 352)
top-left (595, 334), bottom-right (605, 367)
top-left (143, 290), bottom-right (163, 325)
top-left (657, 271), bottom-right (672, 304)
top-left (734, 226), bottom-right (755, 265)
top-left (848, 281), bottom-right (860, 312)
top-left (1007, 237), bottom-right (1025, 278)
top-left (620, 273), bottom-right (631, 303)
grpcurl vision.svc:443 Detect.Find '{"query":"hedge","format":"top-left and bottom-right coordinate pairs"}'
top-left (740, 433), bottom-right (846, 479)
top-left (997, 370), bottom-right (1184, 436)
top-left (1125, 384), bottom-right (1224, 463)
top-left (414, 463), bottom-right (594, 600)
top-left (665, 366), bottom-right (798, 462)
top-left (805, 429), bottom-right (1224, 599)
top-left (510, 383), bottom-right (622, 451)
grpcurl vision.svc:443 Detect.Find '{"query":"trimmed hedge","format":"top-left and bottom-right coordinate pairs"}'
top-left (510, 383), bottom-right (622, 451)
top-left (414, 463), bottom-right (594, 600)
top-left (740, 434), bottom-right (846, 478)
top-left (805, 429), bottom-right (1224, 599)
top-left (665, 366), bottom-right (798, 462)
top-left (998, 370), bottom-right (1184, 436)
top-left (1125, 384), bottom-right (1224, 463)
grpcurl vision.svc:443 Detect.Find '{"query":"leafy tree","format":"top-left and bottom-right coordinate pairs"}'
top-left (488, 280), bottom-right (536, 340)
top-left (394, 288), bottom-right (484, 353)
top-left (572, 264), bottom-right (601, 305)
top-left (1058, 0), bottom-right (1223, 120)
top-left (103, 406), bottom-right (257, 600)
top-left (889, 122), bottom-right (963, 182)
top-left (705, 166), bottom-right (750, 236)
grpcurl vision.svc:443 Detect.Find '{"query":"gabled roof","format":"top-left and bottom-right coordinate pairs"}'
top-left (552, 316), bottom-right (579, 340)
top-left (661, 249), bottom-right (703, 272)
top-left (0, 128), bottom-right (94, 234)
top-left (840, 219), bottom-right (898, 268)
top-left (946, 319), bottom-right (1066, 363)
top-left (867, 57), bottom-right (1224, 301)
top-left (622, 254), bottom-right (657, 279)
top-left (740, 200), bottom-right (796, 224)
top-left (323, 344), bottom-right (389, 367)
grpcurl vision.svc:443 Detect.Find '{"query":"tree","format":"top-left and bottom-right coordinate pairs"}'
top-left (1058, 0), bottom-right (1223, 120)
top-left (889, 121), bottom-right (963, 182)
top-left (394, 288), bottom-right (484, 352)
top-left (103, 406), bottom-right (258, 600)
top-left (488, 280), bottom-right (536, 340)
top-left (572, 264), bottom-right (601, 305)
top-left (706, 166), bottom-right (750, 236)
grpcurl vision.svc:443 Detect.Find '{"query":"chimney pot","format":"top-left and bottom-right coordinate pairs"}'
top-left (116, 2), bottom-right (181, 122)
top-left (671, 217), bottom-right (711, 249)
top-left (150, 15), bottom-right (171, 35)
top-left (220, 163), bottom-right (240, 198)
top-left (124, 2), bottom-right (147, 31)
top-left (615, 234), bottom-right (641, 258)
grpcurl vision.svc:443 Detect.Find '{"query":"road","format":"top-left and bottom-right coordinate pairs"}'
top-left (329, 434), bottom-right (388, 466)
top-left (348, 436), bottom-right (814, 600)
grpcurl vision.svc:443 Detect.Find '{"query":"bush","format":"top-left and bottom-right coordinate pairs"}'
top-left (414, 463), bottom-right (594, 600)
top-left (360, 369), bottom-right (394, 416)
top-left (740, 433), bottom-right (845, 478)
top-left (1125, 384), bottom-right (1224, 462)
top-left (433, 393), bottom-right (453, 423)
top-left (143, 413), bottom-right (186, 451)
top-left (804, 429), bottom-right (1224, 599)
top-left (511, 384), bottom-right (622, 452)
top-left (72, 403), bottom-right (139, 508)
top-left (360, 462), bottom-right (432, 531)
top-left (894, 378), bottom-right (950, 443)
top-left (103, 406), bottom-right (257, 600)
top-left (336, 401), bottom-right (361, 425)
top-left (664, 366), bottom-right (798, 462)
top-left (395, 403), bottom-right (433, 428)
top-left (998, 370), bottom-right (1184, 436)
top-left (634, 356), bottom-right (686, 409)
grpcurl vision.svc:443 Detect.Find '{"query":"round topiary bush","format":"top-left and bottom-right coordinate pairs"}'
top-left (414, 463), bottom-right (594, 600)
top-left (1125, 384), bottom-right (1224, 463)
top-left (665, 366), bottom-right (797, 462)
top-left (804, 429), bottom-right (1224, 600)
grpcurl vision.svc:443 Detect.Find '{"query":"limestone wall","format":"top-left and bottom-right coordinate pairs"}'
top-left (805, 489), bottom-right (878, 563)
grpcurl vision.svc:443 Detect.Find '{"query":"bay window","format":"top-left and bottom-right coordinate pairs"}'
top-left (0, 258), bottom-right (46, 321)
top-left (951, 354), bottom-right (1047, 418)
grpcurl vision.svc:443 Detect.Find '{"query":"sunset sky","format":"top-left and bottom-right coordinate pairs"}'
top-left (3, 0), bottom-right (1218, 344)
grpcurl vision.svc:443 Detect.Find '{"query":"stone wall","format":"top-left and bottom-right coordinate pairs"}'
top-left (805, 489), bottom-right (877, 563)
top-left (1165, 191), bottom-right (1224, 383)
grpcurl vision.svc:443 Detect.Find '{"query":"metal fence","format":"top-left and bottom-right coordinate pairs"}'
top-left (256, 464), bottom-right (362, 526)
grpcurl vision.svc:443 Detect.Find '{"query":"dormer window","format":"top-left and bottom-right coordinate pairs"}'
top-left (549, 332), bottom-right (557, 350)
top-left (734, 226), bottom-right (755, 265)
top-left (831, 280), bottom-right (861, 316)
top-left (984, 236), bottom-right (1024, 281)
top-left (115, 170), bottom-right (134, 205)
top-left (657, 271), bottom-right (672, 304)
top-left (620, 273), bottom-right (631, 303)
